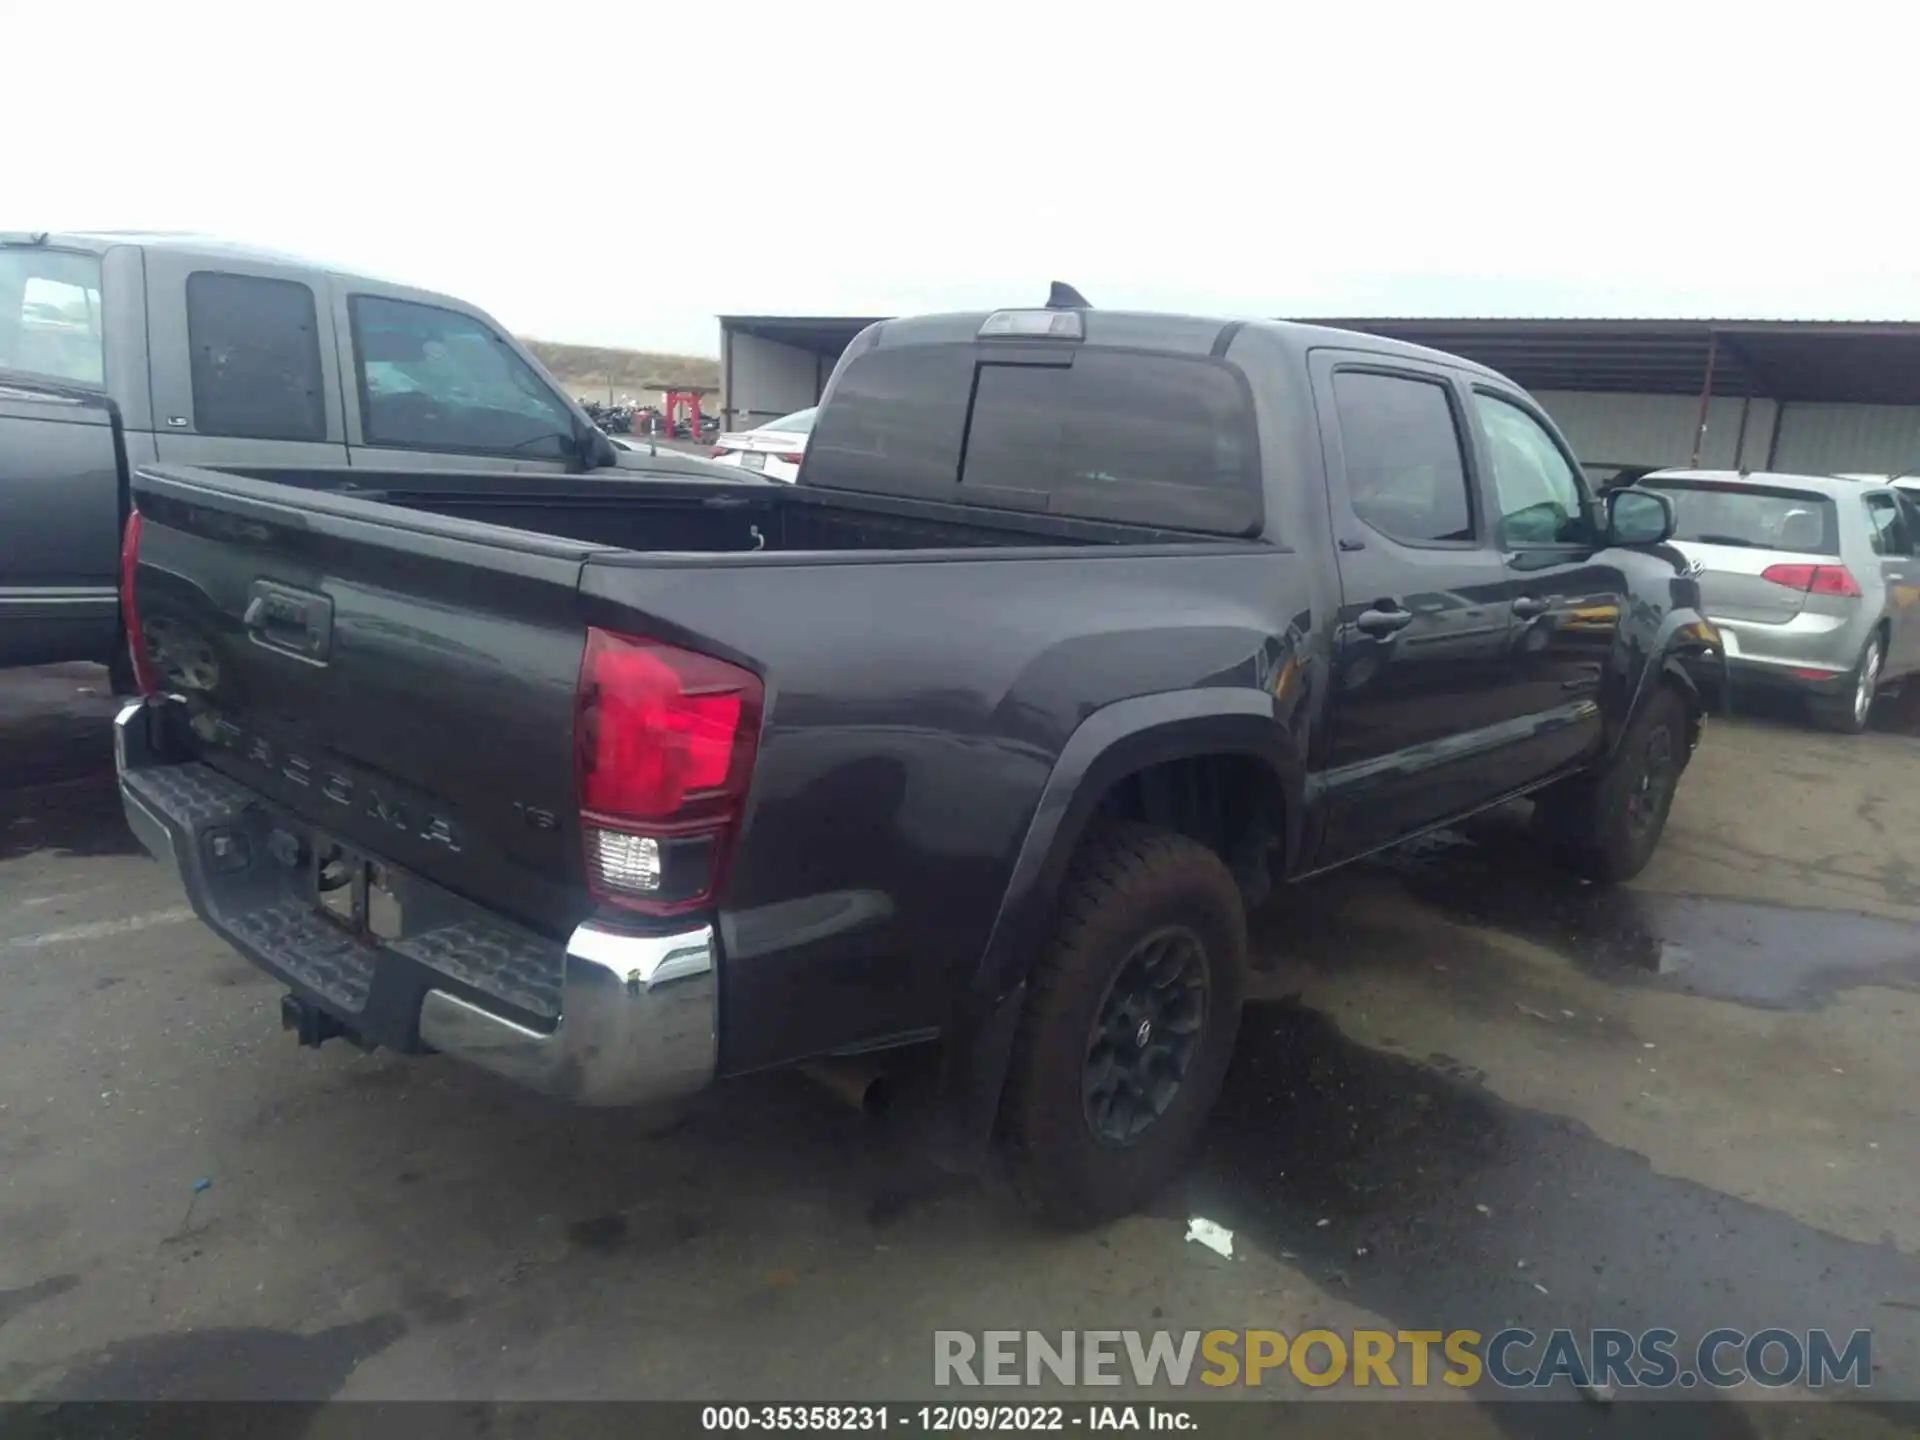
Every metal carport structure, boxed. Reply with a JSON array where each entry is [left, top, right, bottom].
[[719, 314, 1920, 476]]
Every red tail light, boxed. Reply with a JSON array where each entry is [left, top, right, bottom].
[[575, 628, 762, 915], [1760, 563, 1862, 598], [710, 446, 731, 458], [775, 452, 804, 465], [119, 510, 158, 695]]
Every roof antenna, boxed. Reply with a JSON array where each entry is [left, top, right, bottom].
[[1047, 281, 1092, 310]]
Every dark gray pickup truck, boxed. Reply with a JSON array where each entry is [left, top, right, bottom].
[[115, 299, 1726, 1224], [0, 230, 736, 677]]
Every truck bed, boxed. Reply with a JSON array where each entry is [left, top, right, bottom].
[[190, 464, 1224, 556]]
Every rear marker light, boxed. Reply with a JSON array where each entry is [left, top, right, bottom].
[[119, 509, 159, 695], [575, 628, 763, 916], [1760, 563, 1862, 598]]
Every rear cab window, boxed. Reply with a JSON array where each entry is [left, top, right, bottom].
[[0, 248, 104, 387], [185, 271, 327, 441], [1639, 477, 1840, 556], [803, 341, 1261, 535]]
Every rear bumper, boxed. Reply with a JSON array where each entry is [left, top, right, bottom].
[[1725, 655, 1853, 697], [115, 699, 716, 1106], [1711, 611, 1866, 679]]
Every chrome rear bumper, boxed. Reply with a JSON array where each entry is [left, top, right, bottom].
[[115, 699, 716, 1106]]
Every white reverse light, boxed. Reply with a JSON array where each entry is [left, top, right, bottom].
[[586, 828, 661, 894]]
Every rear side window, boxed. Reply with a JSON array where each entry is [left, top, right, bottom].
[[805, 344, 1260, 534], [1332, 371, 1473, 544], [961, 353, 1259, 533], [1865, 492, 1914, 556], [1640, 479, 1839, 556], [185, 272, 326, 441], [803, 347, 973, 501]]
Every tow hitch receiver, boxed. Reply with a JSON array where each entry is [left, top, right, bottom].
[[280, 993, 368, 1050]]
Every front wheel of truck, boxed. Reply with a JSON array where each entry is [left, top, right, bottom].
[[1534, 683, 1691, 884], [1000, 822, 1246, 1228]]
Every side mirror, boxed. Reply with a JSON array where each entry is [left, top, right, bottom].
[[577, 423, 619, 470], [1607, 486, 1675, 547]]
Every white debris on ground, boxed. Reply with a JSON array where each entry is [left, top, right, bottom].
[[1184, 1217, 1234, 1258]]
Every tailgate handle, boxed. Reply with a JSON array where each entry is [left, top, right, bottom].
[[244, 581, 333, 662]]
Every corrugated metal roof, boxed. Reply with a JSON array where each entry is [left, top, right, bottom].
[[720, 314, 1920, 403]]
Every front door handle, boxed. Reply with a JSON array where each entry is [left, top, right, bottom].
[[1512, 595, 1550, 618], [1355, 606, 1414, 637]]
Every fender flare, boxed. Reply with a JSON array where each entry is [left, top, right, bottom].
[[926, 689, 1305, 1173], [1612, 607, 1728, 759]]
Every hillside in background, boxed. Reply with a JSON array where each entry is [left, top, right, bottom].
[[524, 338, 719, 402]]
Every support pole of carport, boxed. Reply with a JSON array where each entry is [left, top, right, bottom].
[[1689, 329, 1719, 467]]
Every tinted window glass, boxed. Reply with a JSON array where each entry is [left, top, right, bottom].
[[351, 295, 574, 458], [0, 250, 104, 386], [1865, 492, 1913, 556], [960, 353, 1259, 533], [186, 272, 326, 441], [1474, 392, 1593, 545], [763, 407, 816, 435], [803, 346, 974, 499], [1639, 479, 1840, 556], [1332, 372, 1473, 544]]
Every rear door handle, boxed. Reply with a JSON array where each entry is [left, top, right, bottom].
[[1512, 595, 1550, 618], [1355, 606, 1414, 637]]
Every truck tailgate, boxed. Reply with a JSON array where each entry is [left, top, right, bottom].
[[128, 465, 598, 938]]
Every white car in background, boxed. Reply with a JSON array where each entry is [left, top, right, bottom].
[[709, 407, 816, 482]]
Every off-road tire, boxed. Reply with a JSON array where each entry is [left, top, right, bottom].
[[1534, 683, 1691, 884], [999, 822, 1246, 1228]]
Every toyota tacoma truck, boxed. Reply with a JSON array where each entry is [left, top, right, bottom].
[[115, 298, 1725, 1225]]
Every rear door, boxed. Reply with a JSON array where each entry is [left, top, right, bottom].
[[0, 244, 120, 665], [332, 282, 582, 473], [0, 381, 122, 667], [1863, 489, 1919, 673], [1310, 353, 1519, 859], [141, 251, 349, 467]]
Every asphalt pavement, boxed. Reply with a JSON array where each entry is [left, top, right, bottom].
[[2, 664, 1917, 1434]]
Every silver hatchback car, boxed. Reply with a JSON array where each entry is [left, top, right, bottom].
[[1637, 470, 1920, 732]]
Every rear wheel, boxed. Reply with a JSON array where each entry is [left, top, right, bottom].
[[1535, 684, 1691, 884], [1810, 632, 1883, 734], [1000, 823, 1246, 1228]]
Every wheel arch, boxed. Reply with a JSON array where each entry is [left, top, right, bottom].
[[925, 690, 1304, 1173]]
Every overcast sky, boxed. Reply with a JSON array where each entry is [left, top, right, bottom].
[[12, 1, 1917, 356]]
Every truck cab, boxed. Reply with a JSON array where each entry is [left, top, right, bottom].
[[0, 230, 644, 674]]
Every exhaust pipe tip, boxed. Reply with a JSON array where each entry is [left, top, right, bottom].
[[800, 1058, 896, 1119]]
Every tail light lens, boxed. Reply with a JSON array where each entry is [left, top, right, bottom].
[[119, 510, 158, 695], [575, 628, 762, 915], [1760, 563, 1862, 598], [710, 446, 732, 458], [776, 452, 804, 465]]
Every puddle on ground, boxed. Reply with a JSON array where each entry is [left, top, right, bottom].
[[1193, 998, 1920, 1415], [1342, 806, 1920, 1011]]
